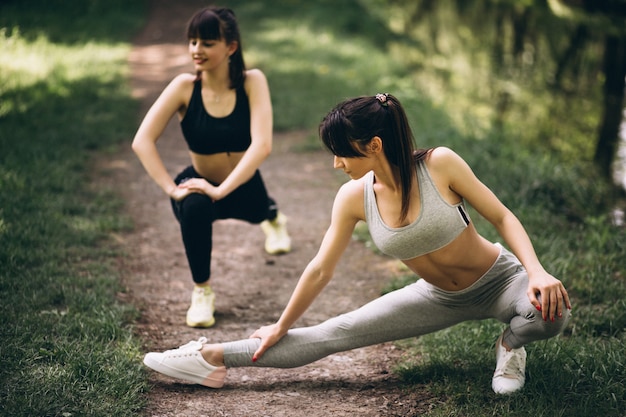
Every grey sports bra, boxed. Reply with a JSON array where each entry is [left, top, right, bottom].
[[363, 160, 470, 260]]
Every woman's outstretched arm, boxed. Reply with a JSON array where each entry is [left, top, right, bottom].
[[249, 179, 364, 360]]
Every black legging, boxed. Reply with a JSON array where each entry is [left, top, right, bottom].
[[171, 166, 278, 283]]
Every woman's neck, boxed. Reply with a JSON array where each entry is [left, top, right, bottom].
[[201, 69, 231, 90], [372, 159, 403, 195]]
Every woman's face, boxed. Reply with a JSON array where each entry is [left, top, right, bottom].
[[333, 154, 373, 180], [332, 136, 382, 180], [188, 37, 232, 71]]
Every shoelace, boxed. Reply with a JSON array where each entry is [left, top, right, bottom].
[[164, 337, 208, 355], [193, 288, 213, 305], [268, 219, 288, 238], [496, 350, 524, 378]]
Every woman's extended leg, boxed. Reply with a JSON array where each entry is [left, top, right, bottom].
[[144, 279, 471, 387], [222, 280, 472, 368]]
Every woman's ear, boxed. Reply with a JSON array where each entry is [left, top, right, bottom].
[[368, 136, 383, 154], [228, 41, 239, 56]]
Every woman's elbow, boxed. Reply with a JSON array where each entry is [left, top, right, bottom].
[[131, 139, 140, 154], [311, 263, 335, 287], [250, 142, 272, 160], [259, 139, 272, 157], [131, 136, 150, 155]]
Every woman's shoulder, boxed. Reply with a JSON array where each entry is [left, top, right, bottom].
[[424, 146, 475, 187], [429, 146, 456, 159], [425, 146, 464, 169], [163, 73, 197, 98], [334, 177, 367, 221], [242, 69, 271, 105], [244, 68, 267, 80], [243, 69, 269, 90], [166, 72, 195, 83], [153, 73, 196, 109], [337, 175, 369, 200]]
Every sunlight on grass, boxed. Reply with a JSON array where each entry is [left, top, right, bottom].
[[243, 18, 409, 130], [1, 29, 131, 119], [252, 22, 393, 75], [1, 31, 130, 80], [1, 30, 51, 81]]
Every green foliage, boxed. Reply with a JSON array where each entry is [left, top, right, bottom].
[[0, 0, 146, 44], [0, 1, 148, 416], [225, 0, 411, 130]]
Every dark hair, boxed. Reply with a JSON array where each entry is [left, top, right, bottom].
[[186, 6, 246, 89], [319, 94, 432, 222]]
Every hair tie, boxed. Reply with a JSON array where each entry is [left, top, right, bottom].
[[375, 93, 389, 107]]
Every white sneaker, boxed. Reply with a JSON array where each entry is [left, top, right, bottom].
[[143, 337, 226, 388], [260, 212, 291, 255], [492, 333, 527, 394], [186, 286, 215, 328]]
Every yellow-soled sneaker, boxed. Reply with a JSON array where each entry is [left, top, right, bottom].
[[143, 337, 226, 388], [492, 333, 527, 394], [260, 211, 291, 255], [186, 285, 215, 328]]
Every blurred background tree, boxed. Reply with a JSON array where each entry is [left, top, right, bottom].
[[363, 0, 626, 184]]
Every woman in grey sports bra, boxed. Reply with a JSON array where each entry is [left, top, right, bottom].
[[143, 94, 572, 395]]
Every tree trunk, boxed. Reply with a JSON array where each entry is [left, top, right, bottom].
[[553, 24, 588, 89], [594, 34, 626, 178], [493, 5, 506, 70], [512, 5, 531, 62]]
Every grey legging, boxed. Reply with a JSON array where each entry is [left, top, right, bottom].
[[222, 244, 571, 368]]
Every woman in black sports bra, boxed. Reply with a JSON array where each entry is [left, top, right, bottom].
[[132, 6, 291, 329]]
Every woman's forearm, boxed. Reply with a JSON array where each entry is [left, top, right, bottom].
[[215, 141, 271, 199], [275, 261, 332, 333], [132, 140, 177, 196]]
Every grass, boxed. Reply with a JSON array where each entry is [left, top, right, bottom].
[[1, 0, 625, 416], [0, 1, 148, 416]]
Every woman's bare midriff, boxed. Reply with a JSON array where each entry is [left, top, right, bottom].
[[402, 225, 501, 291], [189, 151, 245, 183]]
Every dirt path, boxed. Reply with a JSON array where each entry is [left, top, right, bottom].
[[104, 0, 437, 415]]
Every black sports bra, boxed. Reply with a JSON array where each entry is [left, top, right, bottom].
[[180, 79, 251, 155]]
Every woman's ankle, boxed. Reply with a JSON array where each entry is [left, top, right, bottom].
[[201, 343, 225, 367]]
